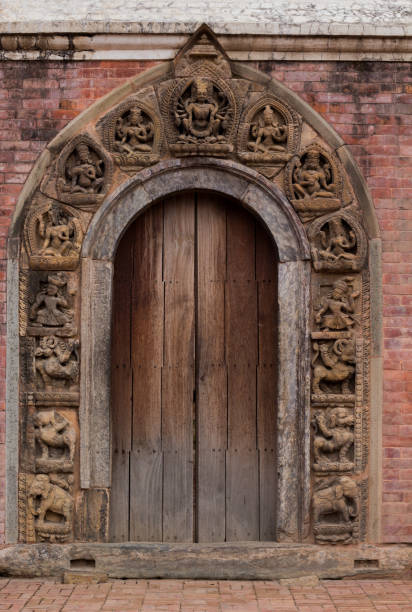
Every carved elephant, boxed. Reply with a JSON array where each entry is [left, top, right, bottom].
[[312, 338, 355, 395], [312, 475, 358, 523], [28, 474, 73, 526]]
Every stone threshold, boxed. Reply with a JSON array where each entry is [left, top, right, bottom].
[[1, 542, 412, 580], [1, 33, 412, 61]]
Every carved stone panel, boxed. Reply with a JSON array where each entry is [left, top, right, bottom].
[[161, 76, 237, 157], [27, 272, 77, 337], [308, 211, 367, 272], [34, 409, 76, 473], [238, 95, 301, 170], [100, 96, 161, 172], [285, 143, 343, 222], [24, 196, 83, 270], [56, 134, 113, 211], [312, 475, 360, 544]]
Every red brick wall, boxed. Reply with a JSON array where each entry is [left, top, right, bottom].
[[0, 59, 411, 543]]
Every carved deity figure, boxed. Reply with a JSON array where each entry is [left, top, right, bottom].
[[35, 206, 79, 259], [61, 142, 104, 195], [35, 336, 79, 389], [312, 337, 356, 395], [315, 217, 357, 265], [34, 410, 76, 465], [115, 107, 154, 155], [313, 407, 354, 466], [293, 149, 336, 200], [313, 475, 358, 524], [175, 77, 229, 143], [29, 273, 73, 329], [28, 474, 73, 538], [315, 278, 359, 331], [247, 105, 287, 154]]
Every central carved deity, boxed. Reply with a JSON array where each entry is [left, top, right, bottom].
[[175, 77, 230, 143]]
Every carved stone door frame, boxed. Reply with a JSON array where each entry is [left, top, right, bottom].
[[80, 158, 311, 542], [5, 26, 382, 552]]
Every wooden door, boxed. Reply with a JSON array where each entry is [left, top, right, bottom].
[[110, 191, 278, 542]]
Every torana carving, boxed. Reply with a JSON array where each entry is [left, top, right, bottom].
[[24, 197, 83, 270], [101, 97, 161, 171], [163, 76, 236, 157], [312, 406, 354, 472], [313, 476, 359, 543], [285, 144, 342, 222], [309, 211, 367, 272], [312, 336, 356, 397], [57, 134, 113, 211], [27, 473, 73, 542], [238, 96, 300, 169], [35, 336, 79, 390], [28, 272, 76, 336], [34, 410, 76, 473]]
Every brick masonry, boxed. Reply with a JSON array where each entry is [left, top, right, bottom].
[[0, 59, 411, 544]]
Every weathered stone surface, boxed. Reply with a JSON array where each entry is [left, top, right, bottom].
[[0, 543, 412, 580], [63, 571, 108, 584]]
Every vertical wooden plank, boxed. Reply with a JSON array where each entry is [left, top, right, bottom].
[[131, 204, 164, 451], [162, 194, 195, 542], [256, 222, 278, 541], [226, 204, 258, 449], [129, 450, 163, 541], [197, 192, 227, 542], [110, 227, 133, 542], [226, 449, 259, 541], [225, 203, 259, 540]]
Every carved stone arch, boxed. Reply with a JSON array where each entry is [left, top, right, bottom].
[[6, 25, 382, 554]]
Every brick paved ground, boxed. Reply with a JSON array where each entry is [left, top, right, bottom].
[[0, 578, 412, 611]]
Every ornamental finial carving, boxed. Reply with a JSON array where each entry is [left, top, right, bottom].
[[174, 24, 232, 79]]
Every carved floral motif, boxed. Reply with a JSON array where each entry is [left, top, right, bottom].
[[285, 144, 343, 222], [309, 212, 367, 272], [56, 134, 113, 211], [24, 198, 83, 270]]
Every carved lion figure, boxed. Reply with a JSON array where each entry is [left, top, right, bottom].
[[27, 474, 73, 527], [312, 338, 356, 395], [313, 475, 358, 523]]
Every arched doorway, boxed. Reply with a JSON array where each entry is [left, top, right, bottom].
[[110, 190, 278, 542]]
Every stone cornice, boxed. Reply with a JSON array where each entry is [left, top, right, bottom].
[[1, 32, 412, 61]]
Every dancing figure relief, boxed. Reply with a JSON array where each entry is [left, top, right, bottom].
[[29, 273, 74, 333], [315, 278, 359, 332]]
